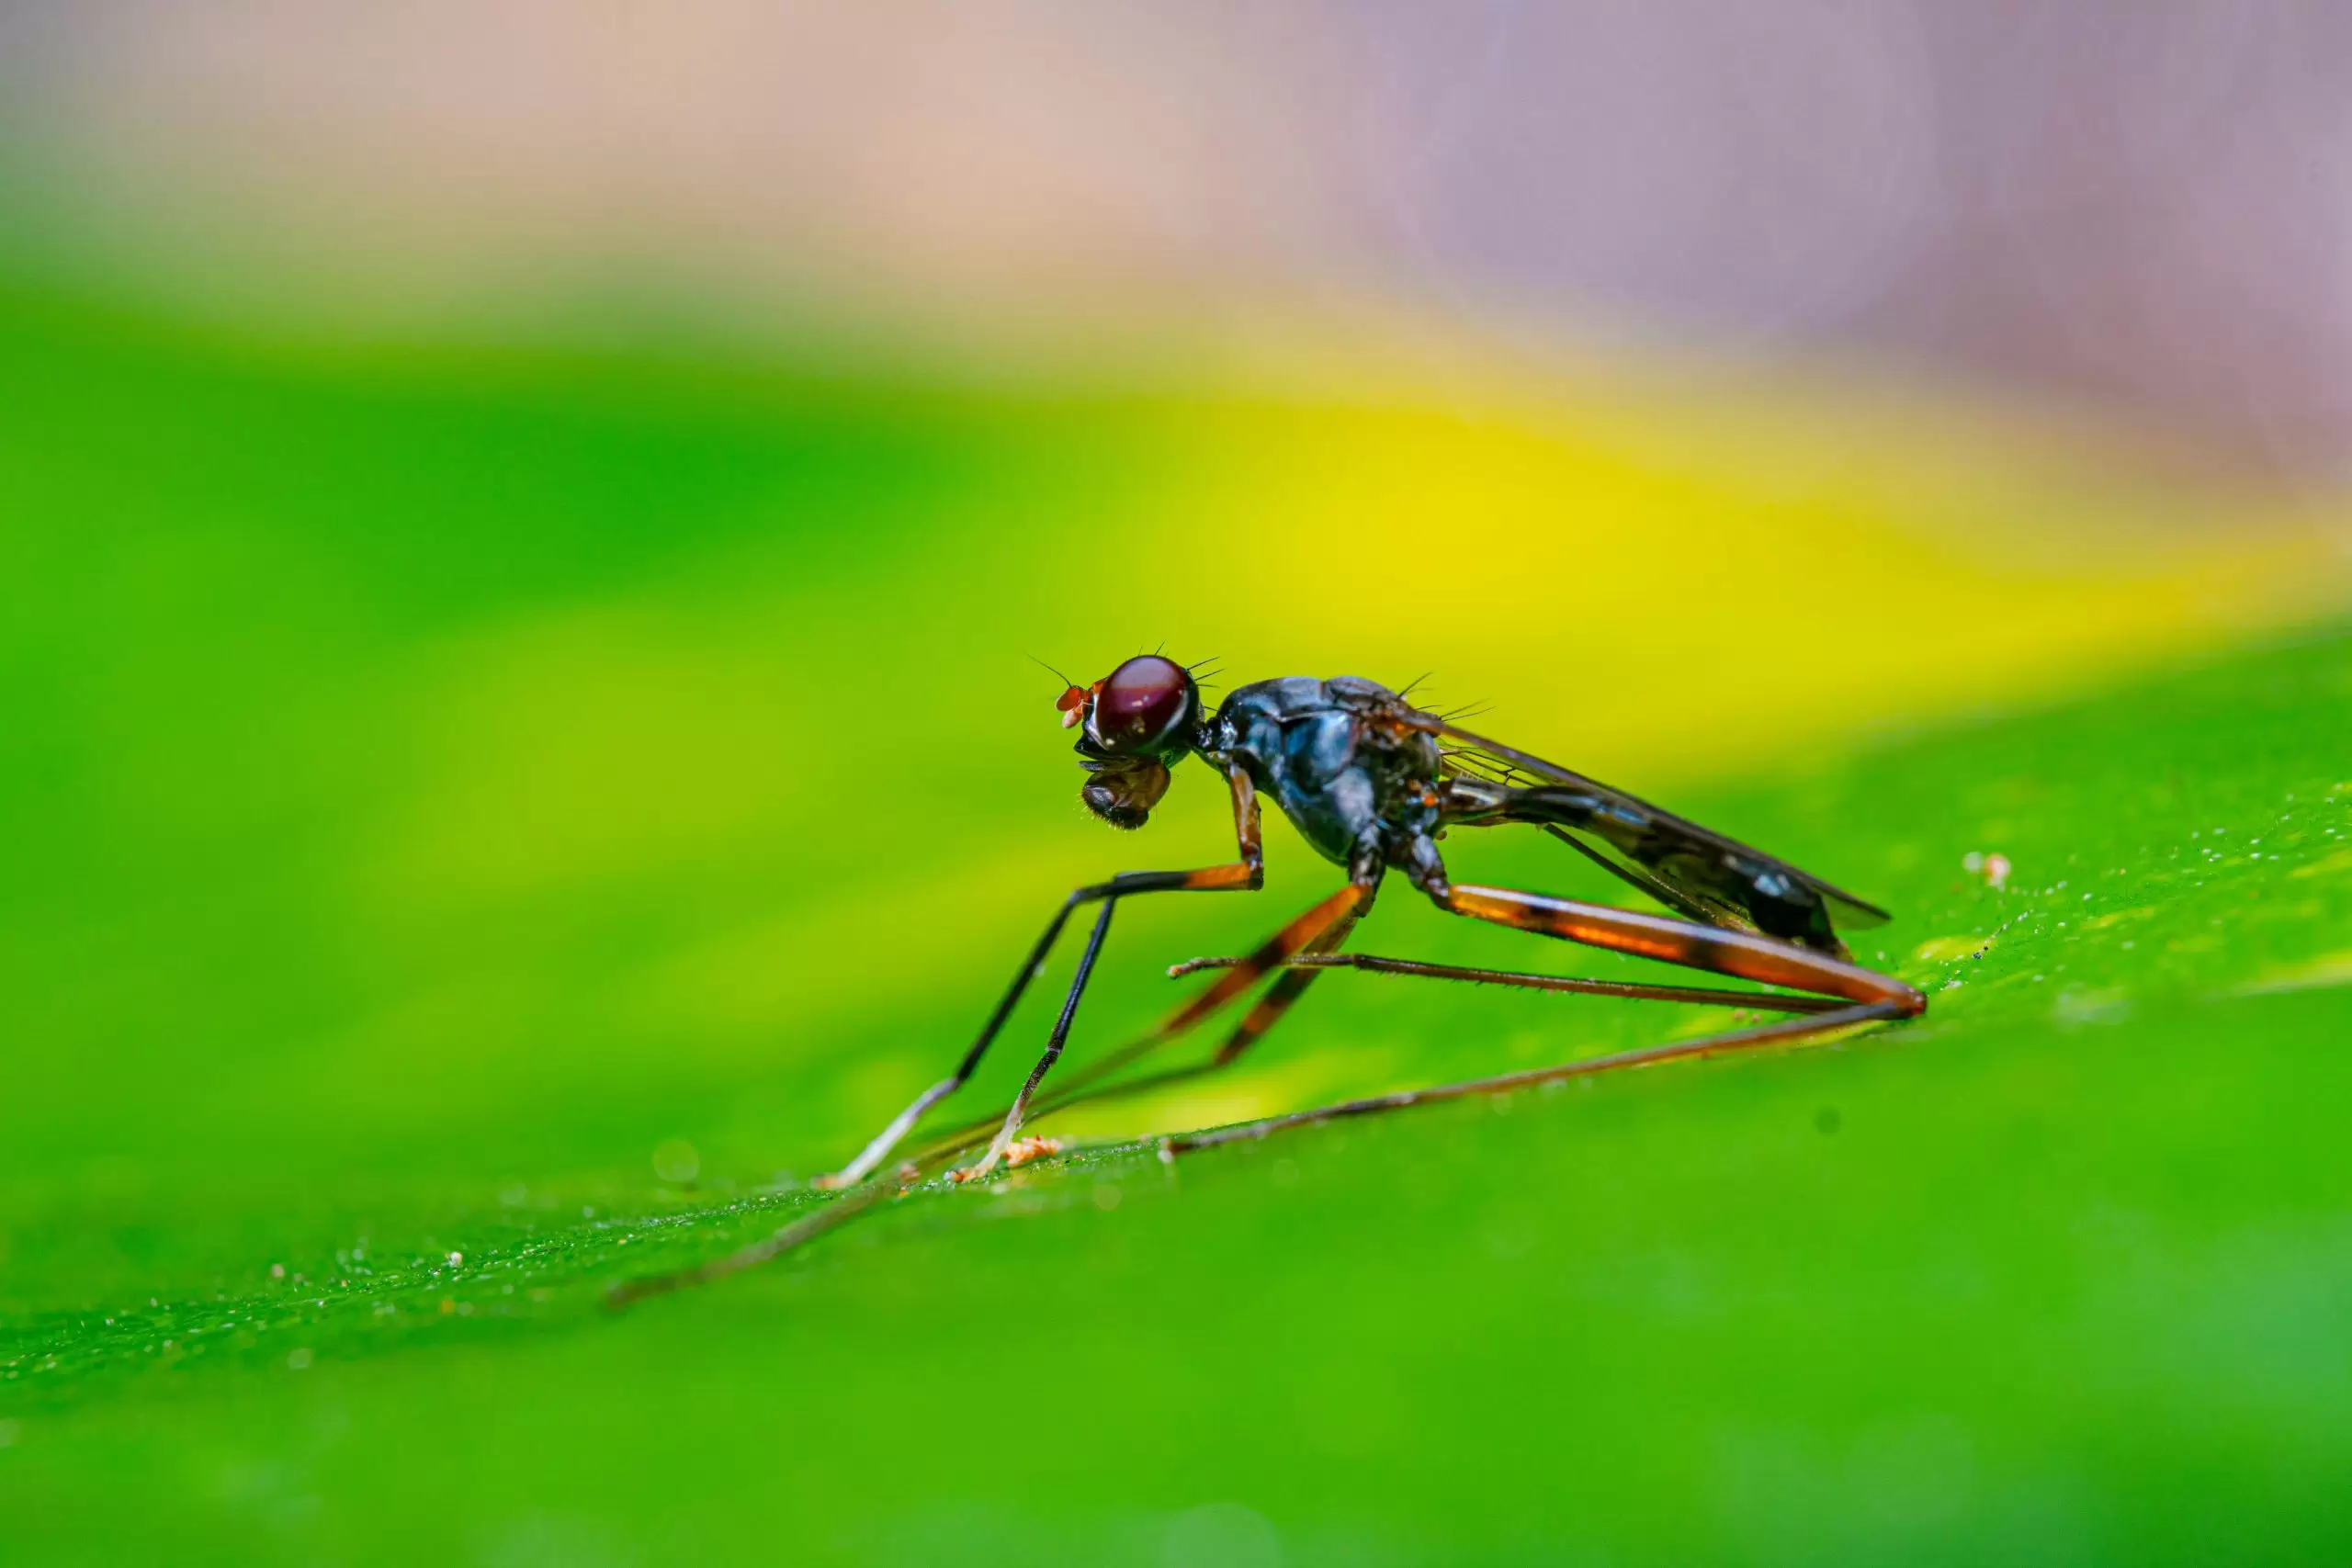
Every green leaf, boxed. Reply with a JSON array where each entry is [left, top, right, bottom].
[[2, 265, 2348, 1564]]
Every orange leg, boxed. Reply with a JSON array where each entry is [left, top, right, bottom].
[[955, 879, 1370, 1180], [1207, 904, 1364, 1066], [1443, 885, 1922, 1010], [815, 766, 1267, 1190], [1165, 952, 1849, 1014], [1159, 883, 1369, 1036], [1156, 882, 1921, 1156]]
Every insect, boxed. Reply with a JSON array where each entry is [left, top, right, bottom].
[[817, 654, 1925, 1189]]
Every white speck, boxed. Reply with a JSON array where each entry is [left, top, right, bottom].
[[287, 1348, 312, 1371], [270, 1263, 285, 1280], [447, 1251, 463, 1268], [1962, 851, 1984, 873]]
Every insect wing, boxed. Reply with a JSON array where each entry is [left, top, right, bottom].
[[1423, 716, 1892, 931]]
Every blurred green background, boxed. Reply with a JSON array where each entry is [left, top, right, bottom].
[[6, 8, 2352, 1563]]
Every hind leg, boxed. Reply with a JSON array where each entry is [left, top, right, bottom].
[[1157, 880, 1920, 1155]]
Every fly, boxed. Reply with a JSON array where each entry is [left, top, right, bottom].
[[817, 654, 1926, 1189]]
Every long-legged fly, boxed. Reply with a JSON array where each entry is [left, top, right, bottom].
[[818, 654, 1925, 1189]]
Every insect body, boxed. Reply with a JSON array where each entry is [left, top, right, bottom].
[[818, 654, 1924, 1188], [1212, 676, 1447, 884]]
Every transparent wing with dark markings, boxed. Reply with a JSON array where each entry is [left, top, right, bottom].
[[1422, 716, 1892, 932]]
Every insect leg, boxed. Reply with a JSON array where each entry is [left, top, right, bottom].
[[813, 766, 1267, 1190], [1158, 881, 1370, 1036], [953, 896, 1120, 1181], [1166, 952, 1847, 1013], [1024, 886, 1369, 1109], [1151, 883, 1921, 1155], [1440, 884, 1923, 1010], [1159, 998, 1912, 1156], [1206, 906, 1363, 1066], [953, 878, 1369, 1180]]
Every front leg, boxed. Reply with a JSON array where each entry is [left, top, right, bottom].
[[954, 874, 1372, 1181], [817, 764, 1265, 1189]]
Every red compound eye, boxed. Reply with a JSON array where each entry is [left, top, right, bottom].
[[1091, 655, 1194, 753]]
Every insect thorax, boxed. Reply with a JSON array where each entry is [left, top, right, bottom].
[[1206, 677, 1444, 874]]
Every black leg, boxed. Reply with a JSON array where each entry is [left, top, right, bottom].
[[616, 886, 1916, 1306], [1006, 887, 1368, 1118], [950, 879, 1371, 1180], [815, 766, 1268, 1188], [624, 869, 1922, 1306], [952, 897, 1118, 1180]]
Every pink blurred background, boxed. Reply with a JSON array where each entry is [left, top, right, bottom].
[[6, 1, 2351, 479]]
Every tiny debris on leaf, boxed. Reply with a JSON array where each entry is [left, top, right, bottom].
[[1962, 850, 2012, 889]]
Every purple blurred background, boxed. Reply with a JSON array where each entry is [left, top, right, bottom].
[[7, 1, 2351, 478]]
